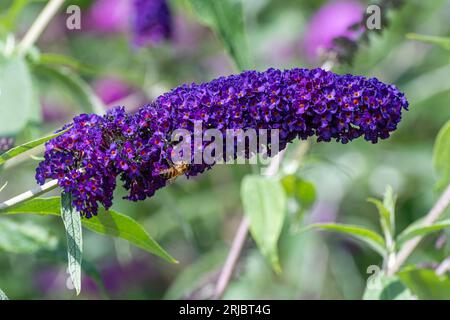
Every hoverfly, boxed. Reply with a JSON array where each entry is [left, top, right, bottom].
[[159, 160, 190, 184]]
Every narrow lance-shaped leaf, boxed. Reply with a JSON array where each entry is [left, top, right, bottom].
[[0, 197, 177, 263], [32, 64, 106, 115], [367, 186, 396, 245], [367, 197, 392, 237], [61, 193, 82, 295], [396, 219, 450, 246], [186, 0, 252, 71], [39, 53, 100, 76], [433, 120, 450, 191], [406, 33, 450, 51], [241, 175, 286, 273], [302, 223, 386, 257], [0, 127, 70, 166]]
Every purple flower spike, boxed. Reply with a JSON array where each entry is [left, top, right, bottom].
[[303, 0, 364, 62], [36, 68, 408, 217]]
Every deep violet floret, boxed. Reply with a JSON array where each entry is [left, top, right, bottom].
[[36, 68, 408, 217]]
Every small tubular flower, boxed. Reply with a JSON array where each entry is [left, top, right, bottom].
[[36, 68, 408, 217]]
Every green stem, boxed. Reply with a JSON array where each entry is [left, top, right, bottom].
[[387, 184, 450, 275], [17, 0, 65, 56], [0, 179, 58, 211]]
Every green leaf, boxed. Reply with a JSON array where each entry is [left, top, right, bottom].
[[61, 193, 82, 295], [399, 267, 450, 299], [382, 186, 397, 223], [0, 0, 29, 31], [32, 64, 105, 114], [433, 121, 450, 191], [302, 223, 386, 256], [0, 127, 69, 166], [0, 288, 8, 300], [241, 175, 286, 273], [0, 197, 177, 263], [0, 219, 58, 253], [0, 55, 36, 135], [397, 219, 450, 246], [363, 273, 414, 300], [39, 53, 100, 76], [281, 175, 316, 209], [406, 33, 450, 51], [367, 186, 396, 241], [186, 0, 252, 70]]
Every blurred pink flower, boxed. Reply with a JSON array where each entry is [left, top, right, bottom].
[[93, 78, 133, 105], [86, 0, 131, 33], [302, 0, 364, 62]]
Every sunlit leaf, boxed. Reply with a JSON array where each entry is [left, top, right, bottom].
[[302, 223, 386, 256], [61, 192, 82, 295], [0, 288, 8, 300], [241, 175, 286, 273], [0, 127, 69, 166], [0, 197, 177, 263], [433, 121, 450, 191]]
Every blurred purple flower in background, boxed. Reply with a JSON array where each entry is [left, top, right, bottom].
[[302, 0, 364, 62], [87, 0, 172, 47], [41, 99, 71, 123], [132, 0, 172, 47], [93, 78, 133, 106], [34, 259, 163, 298]]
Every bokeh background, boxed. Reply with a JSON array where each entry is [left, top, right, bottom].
[[0, 0, 450, 299]]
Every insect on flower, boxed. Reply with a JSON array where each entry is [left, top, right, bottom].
[[159, 160, 190, 184]]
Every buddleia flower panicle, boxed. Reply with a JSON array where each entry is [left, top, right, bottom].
[[36, 67, 408, 217]]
